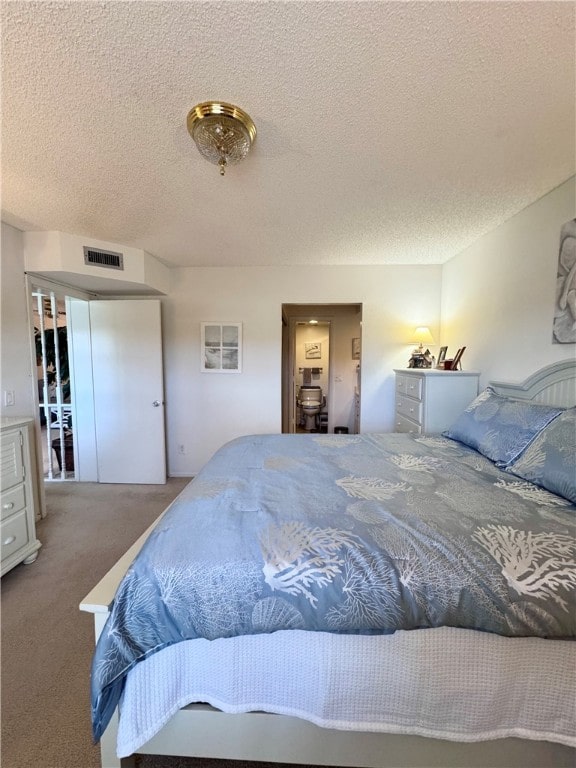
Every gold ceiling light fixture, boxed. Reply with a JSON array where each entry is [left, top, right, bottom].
[[187, 101, 256, 176]]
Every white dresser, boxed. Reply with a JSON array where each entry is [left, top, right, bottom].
[[394, 369, 480, 435], [1, 417, 42, 576]]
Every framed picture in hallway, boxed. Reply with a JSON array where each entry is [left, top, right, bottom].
[[305, 342, 321, 359], [201, 322, 242, 373]]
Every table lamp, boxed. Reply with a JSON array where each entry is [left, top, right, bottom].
[[411, 326, 435, 354]]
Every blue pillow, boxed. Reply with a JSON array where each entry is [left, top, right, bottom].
[[505, 408, 576, 504], [443, 387, 564, 466]]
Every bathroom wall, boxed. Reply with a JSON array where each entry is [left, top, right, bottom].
[[330, 311, 363, 432], [295, 323, 329, 393], [295, 323, 329, 430]]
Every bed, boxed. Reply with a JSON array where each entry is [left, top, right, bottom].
[[80, 359, 576, 768]]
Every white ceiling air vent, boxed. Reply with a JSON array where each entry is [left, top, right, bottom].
[[83, 246, 124, 271]]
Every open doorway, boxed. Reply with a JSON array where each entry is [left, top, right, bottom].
[[282, 304, 362, 434], [31, 285, 76, 480], [28, 280, 167, 486]]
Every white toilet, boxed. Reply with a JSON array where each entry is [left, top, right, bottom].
[[297, 385, 324, 431]]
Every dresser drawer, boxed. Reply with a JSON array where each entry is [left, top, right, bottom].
[[396, 396, 423, 424], [403, 376, 423, 401], [1, 429, 24, 491], [1, 509, 30, 562], [396, 375, 408, 396], [0, 484, 26, 522], [395, 413, 422, 434]]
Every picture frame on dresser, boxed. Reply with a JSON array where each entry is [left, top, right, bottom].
[[452, 346, 466, 370], [437, 346, 448, 367]]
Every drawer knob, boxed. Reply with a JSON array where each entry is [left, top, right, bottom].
[[3, 535, 16, 546], [2, 502, 14, 510]]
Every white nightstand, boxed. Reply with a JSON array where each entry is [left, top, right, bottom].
[[394, 369, 480, 435]]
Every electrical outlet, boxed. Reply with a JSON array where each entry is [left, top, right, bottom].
[[3, 390, 15, 407], [178, 444, 186, 455]]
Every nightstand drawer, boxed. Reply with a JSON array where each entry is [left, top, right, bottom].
[[395, 413, 422, 434], [396, 396, 423, 424], [1, 509, 29, 562], [0, 484, 26, 522]]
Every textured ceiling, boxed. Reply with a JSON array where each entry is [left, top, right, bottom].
[[1, 1, 574, 268]]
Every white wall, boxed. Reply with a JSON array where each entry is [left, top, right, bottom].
[[441, 177, 575, 386], [0, 222, 35, 418], [295, 323, 329, 428], [295, 323, 330, 396], [163, 265, 442, 473], [329, 312, 363, 433], [1, 223, 46, 516]]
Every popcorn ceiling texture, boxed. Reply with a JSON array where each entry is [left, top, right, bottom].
[[1, 1, 574, 268]]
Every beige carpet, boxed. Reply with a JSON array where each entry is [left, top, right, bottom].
[[0, 479, 336, 768]]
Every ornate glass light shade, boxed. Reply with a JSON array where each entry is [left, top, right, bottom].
[[187, 102, 256, 176]]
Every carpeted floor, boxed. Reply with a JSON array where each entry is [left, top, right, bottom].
[[1, 479, 187, 768], [1, 479, 340, 768], [137, 759, 311, 768]]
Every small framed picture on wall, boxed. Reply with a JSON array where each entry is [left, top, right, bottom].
[[201, 322, 242, 373], [305, 342, 321, 359]]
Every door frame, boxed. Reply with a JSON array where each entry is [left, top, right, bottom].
[[26, 275, 96, 514], [26, 277, 167, 487], [286, 316, 333, 434], [282, 303, 362, 435], [89, 298, 166, 484]]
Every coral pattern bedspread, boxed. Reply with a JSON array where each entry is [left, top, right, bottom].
[[91, 433, 576, 741]]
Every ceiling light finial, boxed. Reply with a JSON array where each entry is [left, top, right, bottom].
[[187, 101, 256, 176]]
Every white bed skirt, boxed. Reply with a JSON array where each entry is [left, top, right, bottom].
[[117, 627, 575, 758]]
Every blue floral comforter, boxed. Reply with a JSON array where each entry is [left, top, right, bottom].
[[91, 433, 576, 741]]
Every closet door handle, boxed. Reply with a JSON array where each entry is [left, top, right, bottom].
[[152, 400, 163, 407]]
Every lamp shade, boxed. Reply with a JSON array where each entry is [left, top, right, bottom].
[[411, 326, 435, 346]]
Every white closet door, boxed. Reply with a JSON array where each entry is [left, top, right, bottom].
[[90, 299, 166, 484]]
